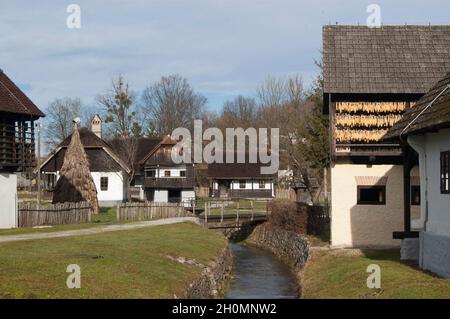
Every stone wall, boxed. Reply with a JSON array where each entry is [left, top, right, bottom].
[[246, 223, 310, 297], [182, 246, 233, 299], [247, 223, 310, 273]]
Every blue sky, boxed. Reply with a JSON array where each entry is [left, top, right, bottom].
[[1, 0, 450, 114]]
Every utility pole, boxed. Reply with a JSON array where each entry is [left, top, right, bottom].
[[36, 123, 42, 206]]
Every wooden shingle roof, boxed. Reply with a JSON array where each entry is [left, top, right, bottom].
[[0, 70, 44, 118], [323, 25, 450, 94], [384, 72, 450, 140]]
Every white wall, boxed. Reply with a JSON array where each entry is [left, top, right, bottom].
[[53, 171, 125, 205], [91, 172, 125, 203], [181, 190, 195, 203], [154, 190, 168, 202], [410, 129, 450, 236], [230, 180, 273, 190], [147, 166, 187, 178], [331, 163, 419, 248], [0, 173, 17, 229]]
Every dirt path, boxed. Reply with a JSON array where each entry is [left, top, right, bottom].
[[0, 217, 200, 243]]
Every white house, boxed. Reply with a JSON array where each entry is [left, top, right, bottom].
[[208, 162, 275, 199], [39, 119, 131, 207], [385, 72, 450, 278], [138, 136, 196, 204]]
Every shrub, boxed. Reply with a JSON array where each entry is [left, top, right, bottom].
[[267, 199, 307, 233]]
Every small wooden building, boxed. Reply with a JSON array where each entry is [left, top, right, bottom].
[[0, 70, 44, 228]]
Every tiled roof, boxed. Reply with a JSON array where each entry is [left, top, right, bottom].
[[384, 72, 450, 139], [207, 152, 277, 179], [59, 127, 111, 148], [207, 162, 276, 179], [109, 136, 162, 171], [323, 25, 450, 94], [0, 70, 44, 117], [40, 128, 132, 173]]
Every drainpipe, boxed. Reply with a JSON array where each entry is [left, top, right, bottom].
[[407, 135, 428, 268]]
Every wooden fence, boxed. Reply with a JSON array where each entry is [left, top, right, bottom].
[[18, 202, 92, 228], [116, 202, 191, 222], [275, 188, 292, 200]]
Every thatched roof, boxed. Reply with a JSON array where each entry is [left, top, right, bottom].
[[52, 127, 99, 214]]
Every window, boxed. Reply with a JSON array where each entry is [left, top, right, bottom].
[[259, 180, 265, 189], [164, 170, 171, 177], [441, 151, 450, 194], [145, 169, 155, 178], [357, 186, 386, 205], [239, 180, 246, 189], [180, 170, 186, 177], [411, 186, 421, 206], [100, 177, 108, 191]]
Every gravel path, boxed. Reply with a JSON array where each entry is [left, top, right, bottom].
[[0, 217, 200, 243]]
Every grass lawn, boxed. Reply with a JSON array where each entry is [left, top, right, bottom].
[[302, 249, 450, 299], [0, 222, 227, 298], [0, 207, 118, 236]]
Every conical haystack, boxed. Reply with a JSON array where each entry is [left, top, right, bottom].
[[52, 127, 99, 214]]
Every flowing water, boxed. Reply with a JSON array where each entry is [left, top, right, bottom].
[[225, 242, 298, 299]]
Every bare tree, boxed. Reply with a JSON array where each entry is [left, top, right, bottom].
[[216, 95, 259, 129], [142, 74, 207, 135], [97, 75, 142, 137], [257, 74, 305, 109], [44, 97, 82, 149], [257, 75, 288, 108]]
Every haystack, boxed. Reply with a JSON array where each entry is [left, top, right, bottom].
[[52, 127, 99, 214]]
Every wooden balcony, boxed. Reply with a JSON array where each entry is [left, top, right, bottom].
[[0, 119, 36, 171], [143, 177, 195, 189], [334, 143, 402, 157]]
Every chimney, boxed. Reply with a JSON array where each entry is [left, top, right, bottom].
[[91, 114, 102, 139]]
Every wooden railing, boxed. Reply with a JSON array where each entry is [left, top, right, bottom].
[[335, 143, 402, 157], [18, 202, 92, 228], [143, 177, 195, 189]]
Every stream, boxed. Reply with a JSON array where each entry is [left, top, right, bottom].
[[225, 242, 298, 299]]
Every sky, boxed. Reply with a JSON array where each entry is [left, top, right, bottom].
[[1, 0, 450, 114]]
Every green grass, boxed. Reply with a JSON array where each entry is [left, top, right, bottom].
[[302, 249, 450, 299], [0, 223, 227, 298], [0, 207, 117, 236]]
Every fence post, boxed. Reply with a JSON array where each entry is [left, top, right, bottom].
[[116, 203, 120, 221], [204, 202, 208, 225], [251, 200, 254, 221], [220, 201, 224, 223]]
